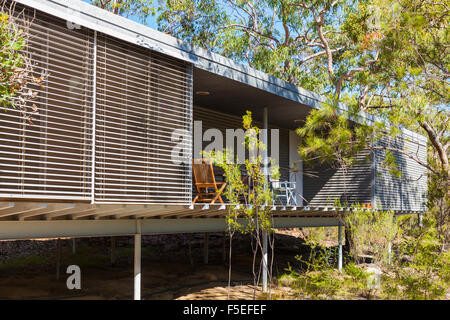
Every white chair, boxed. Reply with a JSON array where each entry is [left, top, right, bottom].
[[271, 180, 297, 206]]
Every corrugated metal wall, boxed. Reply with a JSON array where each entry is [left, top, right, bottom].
[[374, 135, 427, 211], [303, 149, 373, 206], [303, 134, 427, 210], [0, 5, 193, 204]]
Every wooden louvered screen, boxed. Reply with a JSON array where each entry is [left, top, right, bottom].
[[95, 34, 192, 203], [0, 9, 94, 200], [0, 5, 193, 204]]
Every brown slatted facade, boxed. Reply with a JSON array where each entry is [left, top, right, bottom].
[[94, 34, 192, 203], [0, 5, 193, 204], [0, 8, 94, 200]]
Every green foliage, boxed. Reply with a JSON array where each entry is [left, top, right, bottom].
[[302, 227, 337, 250], [157, 0, 372, 90], [382, 150, 402, 178], [296, 246, 338, 272], [297, 97, 372, 204], [0, 2, 45, 122], [344, 262, 366, 280], [157, 0, 227, 46], [279, 213, 448, 300], [384, 214, 450, 300], [90, 0, 156, 23], [156, 0, 448, 207], [344, 207, 398, 266], [0, 11, 26, 108], [298, 269, 341, 299], [284, 264, 342, 299], [362, 0, 449, 188], [0, 255, 49, 272], [203, 111, 278, 235], [202, 111, 280, 297]]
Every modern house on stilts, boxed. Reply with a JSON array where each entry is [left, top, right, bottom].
[[0, 0, 427, 299]]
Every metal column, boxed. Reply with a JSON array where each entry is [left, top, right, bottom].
[[111, 236, 116, 266], [72, 238, 76, 255], [134, 222, 142, 300], [204, 232, 209, 264], [56, 238, 62, 280], [338, 223, 343, 272], [262, 229, 268, 292], [263, 107, 269, 176], [262, 107, 269, 292], [388, 215, 397, 265]]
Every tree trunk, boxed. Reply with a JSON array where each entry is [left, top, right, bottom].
[[344, 226, 353, 254]]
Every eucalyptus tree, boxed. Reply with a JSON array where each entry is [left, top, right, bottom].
[[90, 0, 156, 22], [91, 0, 449, 241], [157, 0, 448, 186], [157, 0, 376, 95], [156, 0, 449, 246]]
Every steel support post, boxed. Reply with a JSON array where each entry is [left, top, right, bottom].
[[111, 236, 116, 266], [262, 107, 269, 292], [56, 238, 62, 280], [134, 221, 142, 300], [72, 238, 76, 255], [262, 229, 268, 292], [338, 223, 343, 272], [204, 232, 209, 264]]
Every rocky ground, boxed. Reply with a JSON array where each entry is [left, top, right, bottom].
[[0, 229, 312, 300]]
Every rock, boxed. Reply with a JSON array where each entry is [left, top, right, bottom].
[[203, 273, 218, 281], [401, 254, 413, 264], [278, 274, 297, 287], [364, 264, 382, 290], [156, 292, 174, 300]]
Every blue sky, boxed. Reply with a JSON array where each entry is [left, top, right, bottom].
[[82, 0, 159, 29]]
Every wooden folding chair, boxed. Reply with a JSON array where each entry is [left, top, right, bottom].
[[192, 158, 227, 204]]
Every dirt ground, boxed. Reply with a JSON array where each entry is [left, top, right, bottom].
[[0, 230, 312, 300]]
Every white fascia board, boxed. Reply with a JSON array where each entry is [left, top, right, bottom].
[[0, 217, 340, 240], [15, 0, 427, 144]]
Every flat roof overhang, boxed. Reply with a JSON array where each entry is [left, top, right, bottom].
[[193, 68, 313, 129]]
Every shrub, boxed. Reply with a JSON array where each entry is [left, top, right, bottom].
[[0, 1, 46, 122]]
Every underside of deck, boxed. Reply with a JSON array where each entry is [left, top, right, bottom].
[[0, 201, 420, 240], [0, 201, 418, 221]]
